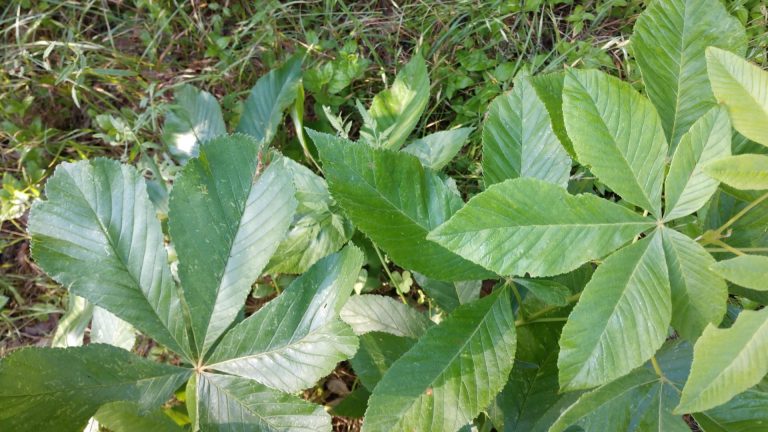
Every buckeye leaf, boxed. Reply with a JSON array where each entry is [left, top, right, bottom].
[[29, 158, 191, 360], [563, 69, 667, 216], [236, 54, 303, 146], [169, 135, 297, 357], [704, 154, 768, 190], [662, 229, 728, 340], [711, 255, 768, 291], [341, 295, 432, 338], [94, 401, 185, 432], [664, 106, 732, 221], [482, 76, 571, 187], [196, 373, 331, 432], [706, 47, 768, 147], [412, 274, 481, 313], [162, 84, 226, 160], [352, 332, 416, 391], [676, 308, 768, 413], [693, 378, 768, 431], [632, 0, 746, 148], [311, 130, 492, 281], [204, 246, 362, 393], [428, 178, 654, 277], [364, 55, 430, 150], [51, 295, 93, 348], [266, 157, 354, 274], [558, 232, 671, 390], [362, 288, 516, 432], [402, 127, 473, 171], [0, 345, 190, 432]]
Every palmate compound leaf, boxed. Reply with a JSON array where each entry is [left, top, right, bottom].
[[428, 177, 654, 278], [704, 154, 768, 190], [563, 69, 667, 217], [676, 308, 768, 413], [0, 344, 191, 432], [558, 232, 671, 391], [162, 84, 226, 160], [482, 76, 571, 187], [265, 157, 354, 274], [711, 255, 768, 291], [706, 47, 768, 147], [168, 135, 298, 358], [311, 130, 493, 281], [362, 55, 430, 151], [28, 158, 191, 360], [340, 294, 433, 339], [663, 106, 732, 221], [204, 245, 363, 393], [362, 288, 516, 432], [661, 229, 728, 341], [236, 54, 303, 147], [632, 0, 746, 149], [197, 373, 331, 432]]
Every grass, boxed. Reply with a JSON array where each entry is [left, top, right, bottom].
[[1, 0, 766, 428]]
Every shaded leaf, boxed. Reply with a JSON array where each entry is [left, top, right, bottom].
[[413, 274, 481, 313], [312, 130, 492, 281], [0, 345, 190, 432], [529, 72, 575, 157], [94, 401, 184, 432], [362, 288, 516, 432], [515, 278, 571, 307], [351, 332, 416, 391]]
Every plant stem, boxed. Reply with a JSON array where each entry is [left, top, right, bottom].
[[508, 280, 526, 320], [706, 247, 768, 253], [372, 244, 407, 304], [515, 317, 568, 327], [715, 191, 768, 236], [712, 240, 746, 256]]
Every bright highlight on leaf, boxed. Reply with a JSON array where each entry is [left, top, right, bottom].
[[429, 177, 654, 277]]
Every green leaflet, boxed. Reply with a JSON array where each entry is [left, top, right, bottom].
[[495, 323, 582, 432], [712, 255, 768, 291], [28, 158, 191, 359], [168, 135, 298, 357], [363, 55, 430, 150], [693, 379, 768, 432], [205, 246, 362, 393], [352, 332, 416, 391], [0, 345, 190, 432], [162, 84, 226, 160], [412, 274, 481, 313], [311, 130, 493, 281], [704, 154, 768, 190], [428, 178, 654, 277], [362, 288, 516, 432], [265, 157, 354, 274], [662, 229, 727, 341], [340, 295, 432, 338], [94, 402, 184, 432], [482, 76, 571, 187], [558, 232, 671, 390], [51, 295, 93, 347], [677, 308, 768, 413], [197, 373, 331, 432], [402, 127, 473, 171], [632, 0, 746, 149], [664, 106, 732, 221], [514, 278, 571, 307], [550, 341, 693, 432], [563, 69, 667, 216], [91, 306, 136, 350], [529, 72, 575, 157], [236, 54, 303, 146], [706, 47, 768, 147]]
